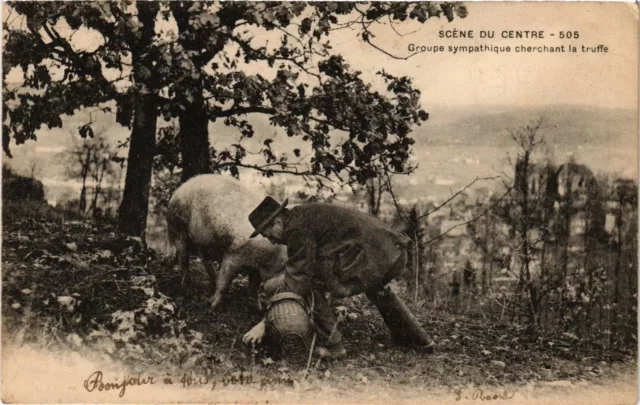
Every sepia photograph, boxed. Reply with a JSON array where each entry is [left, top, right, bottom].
[[1, 1, 638, 403]]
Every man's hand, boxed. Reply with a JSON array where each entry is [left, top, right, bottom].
[[243, 319, 266, 345]]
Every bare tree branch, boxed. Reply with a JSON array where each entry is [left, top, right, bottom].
[[424, 185, 514, 245], [360, 29, 421, 60], [386, 14, 425, 38], [215, 161, 334, 183], [210, 106, 276, 117], [420, 176, 499, 220]]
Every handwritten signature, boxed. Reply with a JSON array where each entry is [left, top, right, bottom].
[[454, 388, 516, 401]]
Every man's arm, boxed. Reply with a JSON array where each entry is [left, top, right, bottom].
[[282, 228, 317, 297]]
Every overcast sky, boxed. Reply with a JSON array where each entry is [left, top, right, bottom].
[[329, 2, 638, 110], [4, 2, 637, 110]]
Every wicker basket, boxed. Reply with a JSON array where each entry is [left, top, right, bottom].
[[265, 292, 314, 364]]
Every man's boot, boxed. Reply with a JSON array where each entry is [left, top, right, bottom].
[[366, 286, 435, 352]]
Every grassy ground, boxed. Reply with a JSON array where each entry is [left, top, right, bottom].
[[2, 212, 637, 403]]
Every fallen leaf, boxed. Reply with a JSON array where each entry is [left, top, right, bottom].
[[355, 372, 368, 383], [57, 296, 76, 310], [97, 250, 113, 259], [92, 337, 116, 354], [66, 333, 83, 347], [590, 366, 603, 375], [183, 354, 203, 369]]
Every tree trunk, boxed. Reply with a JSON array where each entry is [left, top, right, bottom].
[[91, 161, 107, 217], [539, 239, 548, 331], [79, 179, 87, 213], [527, 282, 540, 339], [481, 257, 487, 296], [79, 148, 91, 213], [179, 96, 211, 182], [413, 232, 419, 303], [117, 92, 157, 237], [116, 2, 159, 238], [366, 178, 382, 217], [559, 169, 573, 322], [610, 201, 623, 346], [170, 2, 212, 183]]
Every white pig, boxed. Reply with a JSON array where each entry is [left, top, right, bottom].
[[166, 174, 287, 309]]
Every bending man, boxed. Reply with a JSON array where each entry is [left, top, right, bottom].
[[242, 197, 435, 360]]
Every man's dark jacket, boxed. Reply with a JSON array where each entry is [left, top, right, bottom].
[[280, 203, 412, 298]]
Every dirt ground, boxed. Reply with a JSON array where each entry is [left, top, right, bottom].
[[2, 215, 637, 404], [1, 341, 637, 404]]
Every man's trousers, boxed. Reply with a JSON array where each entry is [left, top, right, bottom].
[[311, 248, 431, 350]]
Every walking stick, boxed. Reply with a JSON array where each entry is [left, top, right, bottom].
[[305, 291, 317, 372], [305, 332, 317, 371]]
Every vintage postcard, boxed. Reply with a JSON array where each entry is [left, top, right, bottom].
[[1, 1, 638, 404]]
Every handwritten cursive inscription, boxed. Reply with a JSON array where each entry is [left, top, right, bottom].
[[82, 370, 294, 397], [259, 376, 294, 390], [455, 388, 516, 401], [83, 370, 157, 398]]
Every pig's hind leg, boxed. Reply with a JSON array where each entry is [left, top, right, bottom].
[[172, 235, 191, 287], [201, 249, 222, 297], [167, 215, 192, 287]]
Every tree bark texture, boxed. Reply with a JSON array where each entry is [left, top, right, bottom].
[[179, 96, 211, 182], [117, 2, 159, 237], [117, 92, 157, 237]]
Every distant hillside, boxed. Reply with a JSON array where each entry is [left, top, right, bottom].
[[392, 104, 638, 200], [417, 104, 637, 147], [4, 104, 636, 205]]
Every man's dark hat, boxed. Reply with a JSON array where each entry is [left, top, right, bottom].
[[249, 196, 288, 238]]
